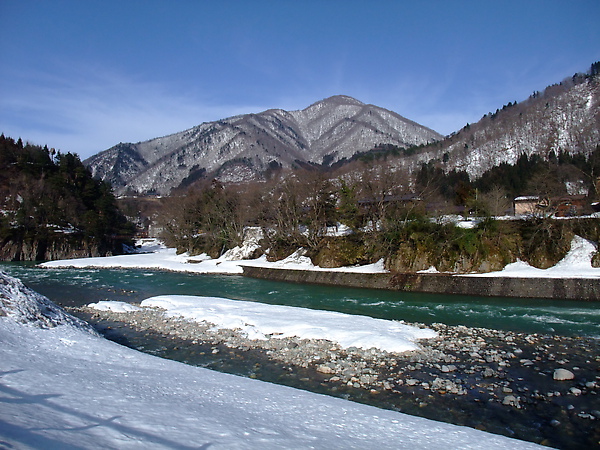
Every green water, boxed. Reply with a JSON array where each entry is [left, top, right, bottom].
[[2, 262, 598, 338]]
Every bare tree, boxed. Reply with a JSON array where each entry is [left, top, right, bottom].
[[478, 185, 511, 216]]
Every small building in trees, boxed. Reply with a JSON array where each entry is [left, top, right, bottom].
[[513, 195, 589, 217], [513, 196, 548, 215], [553, 194, 588, 217]]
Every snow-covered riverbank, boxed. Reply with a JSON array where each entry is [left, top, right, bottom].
[[0, 271, 545, 449], [40, 235, 600, 279]]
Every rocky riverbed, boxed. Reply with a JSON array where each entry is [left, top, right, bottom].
[[71, 304, 600, 449]]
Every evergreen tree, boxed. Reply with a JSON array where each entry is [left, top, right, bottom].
[[0, 135, 135, 260]]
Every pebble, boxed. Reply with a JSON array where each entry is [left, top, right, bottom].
[[553, 368, 575, 381], [483, 368, 495, 378], [502, 395, 521, 408], [441, 364, 456, 373]]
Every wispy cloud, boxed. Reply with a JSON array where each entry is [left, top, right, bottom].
[[0, 65, 262, 159]]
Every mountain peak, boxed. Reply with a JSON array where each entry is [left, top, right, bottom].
[[322, 95, 364, 105], [303, 95, 365, 110], [86, 96, 442, 195]]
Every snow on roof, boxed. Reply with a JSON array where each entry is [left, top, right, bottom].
[[513, 196, 539, 201]]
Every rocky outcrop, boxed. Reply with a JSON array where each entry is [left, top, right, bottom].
[[0, 237, 111, 262]]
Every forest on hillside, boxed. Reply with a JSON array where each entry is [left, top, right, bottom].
[[0, 134, 135, 260]]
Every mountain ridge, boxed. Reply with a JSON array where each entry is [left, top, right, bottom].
[[85, 95, 443, 195], [86, 66, 600, 198], [383, 70, 600, 180]]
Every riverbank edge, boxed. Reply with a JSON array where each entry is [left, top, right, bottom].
[[240, 266, 600, 301]]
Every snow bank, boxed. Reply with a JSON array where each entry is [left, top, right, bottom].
[[88, 300, 142, 312], [0, 271, 97, 333], [219, 227, 263, 261], [39, 238, 389, 275], [140, 295, 436, 353], [0, 274, 543, 449], [40, 239, 245, 274], [242, 250, 388, 273], [463, 236, 600, 278], [39, 235, 600, 279]]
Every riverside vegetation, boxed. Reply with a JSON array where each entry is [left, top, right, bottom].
[[153, 65, 600, 272], [2, 129, 600, 273], [156, 156, 600, 273]]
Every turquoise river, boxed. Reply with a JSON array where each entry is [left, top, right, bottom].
[[2, 262, 598, 338]]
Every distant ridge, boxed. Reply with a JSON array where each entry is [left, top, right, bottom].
[[385, 68, 600, 179], [85, 95, 443, 195]]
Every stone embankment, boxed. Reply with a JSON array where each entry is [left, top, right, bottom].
[[76, 304, 600, 449], [240, 266, 600, 301]]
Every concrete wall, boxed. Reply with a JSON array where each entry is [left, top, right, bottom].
[[240, 266, 600, 301]]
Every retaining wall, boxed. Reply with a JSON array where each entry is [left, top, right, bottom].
[[240, 266, 600, 301]]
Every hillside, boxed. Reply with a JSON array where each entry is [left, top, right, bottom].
[[0, 135, 135, 260], [86, 66, 600, 198], [85, 95, 442, 195], [386, 67, 600, 180]]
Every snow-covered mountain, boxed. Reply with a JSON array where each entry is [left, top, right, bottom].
[[389, 71, 600, 179], [85, 95, 442, 195], [86, 69, 600, 195]]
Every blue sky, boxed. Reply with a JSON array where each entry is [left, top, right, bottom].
[[1, 0, 599, 160]]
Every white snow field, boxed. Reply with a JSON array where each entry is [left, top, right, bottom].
[[38, 229, 388, 275], [0, 272, 545, 449]]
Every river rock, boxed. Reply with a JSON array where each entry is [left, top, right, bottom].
[[441, 364, 456, 373], [569, 387, 582, 396], [553, 368, 575, 381], [316, 364, 335, 374], [483, 368, 495, 378], [502, 395, 521, 408]]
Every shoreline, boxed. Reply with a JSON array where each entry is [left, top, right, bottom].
[[37, 261, 600, 301], [37, 234, 600, 301], [73, 303, 600, 449], [241, 265, 600, 301]]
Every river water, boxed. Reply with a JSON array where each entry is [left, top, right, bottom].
[[2, 262, 598, 338]]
